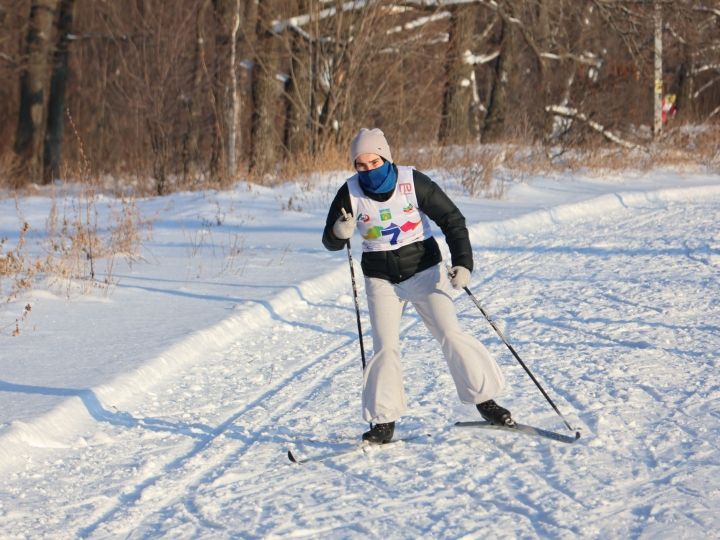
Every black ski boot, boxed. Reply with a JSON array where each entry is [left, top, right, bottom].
[[477, 400, 515, 426], [362, 422, 395, 444]]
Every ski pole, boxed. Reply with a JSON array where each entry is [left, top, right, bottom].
[[341, 208, 366, 370], [462, 285, 579, 436]]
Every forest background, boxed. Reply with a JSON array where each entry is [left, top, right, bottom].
[[1, 0, 719, 195]]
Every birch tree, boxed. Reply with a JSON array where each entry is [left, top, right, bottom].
[[653, 0, 663, 136], [213, 0, 242, 179]]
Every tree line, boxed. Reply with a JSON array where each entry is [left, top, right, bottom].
[[1, 0, 718, 192]]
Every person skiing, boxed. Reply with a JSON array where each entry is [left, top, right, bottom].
[[322, 127, 513, 444]]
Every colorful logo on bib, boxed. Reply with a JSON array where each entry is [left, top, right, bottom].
[[403, 203, 415, 214], [362, 220, 421, 245], [357, 213, 370, 223], [362, 226, 383, 240], [379, 208, 392, 221], [400, 221, 420, 232]]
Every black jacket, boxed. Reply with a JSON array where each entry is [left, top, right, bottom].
[[322, 167, 473, 283]]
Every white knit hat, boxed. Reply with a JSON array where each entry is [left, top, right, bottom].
[[350, 128, 393, 164]]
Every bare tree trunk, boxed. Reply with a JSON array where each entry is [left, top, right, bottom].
[[211, 0, 241, 179], [653, 0, 663, 137], [212, 0, 242, 179], [183, 0, 211, 183], [483, 13, 515, 142], [43, 0, 75, 183], [317, 36, 344, 148], [676, 41, 694, 120], [283, 16, 312, 157], [439, 5, 477, 145], [226, 0, 241, 174], [250, 0, 278, 177], [14, 0, 58, 184], [308, 4, 322, 157], [534, 0, 553, 139]]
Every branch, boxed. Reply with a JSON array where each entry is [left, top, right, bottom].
[[693, 75, 720, 99], [475, 1, 603, 71], [694, 63, 720, 75], [0, 52, 15, 67], [693, 5, 720, 18], [540, 51, 602, 67], [464, 49, 499, 65], [272, 1, 370, 33], [473, 0, 546, 64], [387, 10, 451, 34], [695, 43, 720, 58], [664, 23, 687, 45], [707, 104, 720, 120], [545, 105, 643, 150]]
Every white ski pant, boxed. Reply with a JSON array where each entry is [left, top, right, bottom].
[[362, 264, 506, 424]]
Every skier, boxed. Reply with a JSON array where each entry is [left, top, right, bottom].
[[322, 127, 513, 444], [662, 93, 677, 124]]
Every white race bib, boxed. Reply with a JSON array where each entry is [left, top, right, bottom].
[[347, 166, 433, 252]]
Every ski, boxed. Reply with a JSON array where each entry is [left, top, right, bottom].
[[287, 433, 427, 464], [454, 420, 581, 444], [288, 421, 578, 464]]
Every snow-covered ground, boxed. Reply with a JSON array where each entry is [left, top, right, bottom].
[[1, 166, 719, 538]]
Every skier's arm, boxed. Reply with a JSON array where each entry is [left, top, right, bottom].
[[414, 170, 473, 272], [322, 183, 353, 251]]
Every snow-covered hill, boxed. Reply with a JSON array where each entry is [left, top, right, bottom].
[[1, 169, 719, 538]]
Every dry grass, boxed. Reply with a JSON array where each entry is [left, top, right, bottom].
[[0, 221, 40, 298], [0, 303, 32, 337], [401, 124, 719, 197], [275, 144, 351, 183], [651, 126, 720, 170], [0, 221, 44, 336], [546, 124, 720, 173], [44, 190, 149, 292], [402, 143, 543, 198], [1, 186, 149, 313]]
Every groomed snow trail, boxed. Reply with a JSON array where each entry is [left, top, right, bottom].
[[2, 189, 719, 539]]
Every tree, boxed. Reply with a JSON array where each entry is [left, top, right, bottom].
[[439, 4, 478, 145], [482, 4, 516, 142], [43, 0, 75, 183], [14, 0, 59, 183], [2, 0, 718, 189], [182, 0, 211, 183], [282, 0, 314, 157], [212, 0, 243, 180], [250, 0, 279, 177], [653, 0, 663, 136]]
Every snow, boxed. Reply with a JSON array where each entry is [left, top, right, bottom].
[[1, 165, 719, 538]]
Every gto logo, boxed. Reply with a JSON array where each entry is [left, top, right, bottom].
[[399, 183, 412, 194]]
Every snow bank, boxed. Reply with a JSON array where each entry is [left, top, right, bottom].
[[468, 183, 720, 245], [0, 264, 351, 473]]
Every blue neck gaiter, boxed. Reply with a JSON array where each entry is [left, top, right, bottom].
[[357, 161, 397, 194]]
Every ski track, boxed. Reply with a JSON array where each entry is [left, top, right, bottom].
[[1, 192, 719, 538]]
